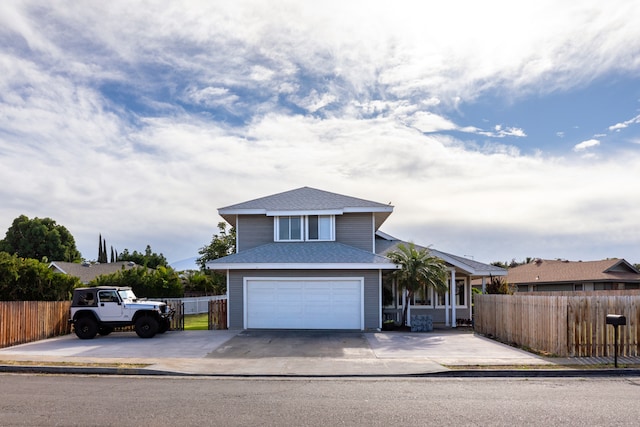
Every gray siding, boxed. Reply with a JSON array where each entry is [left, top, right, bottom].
[[336, 213, 373, 252], [228, 269, 381, 330], [237, 215, 273, 252]]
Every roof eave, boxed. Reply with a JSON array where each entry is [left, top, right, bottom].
[[207, 262, 400, 270]]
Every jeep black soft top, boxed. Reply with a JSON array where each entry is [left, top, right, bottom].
[[71, 286, 138, 307]]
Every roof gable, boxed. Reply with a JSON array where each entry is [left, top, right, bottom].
[[219, 187, 393, 229], [374, 232, 505, 277], [49, 261, 141, 284]]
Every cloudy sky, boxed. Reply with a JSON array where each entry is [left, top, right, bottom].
[[1, 1, 639, 267]]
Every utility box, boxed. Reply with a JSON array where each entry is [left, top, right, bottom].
[[606, 314, 626, 326]]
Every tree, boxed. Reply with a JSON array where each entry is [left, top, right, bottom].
[[0, 251, 80, 301], [196, 222, 236, 270], [181, 270, 224, 296], [195, 222, 236, 296], [486, 275, 515, 295], [0, 215, 81, 262], [387, 243, 448, 327], [90, 265, 182, 298], [98, 234, 106, 263], [117, 245, 168, 269]]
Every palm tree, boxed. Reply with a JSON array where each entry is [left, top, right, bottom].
[[387, 243, 448, 327]]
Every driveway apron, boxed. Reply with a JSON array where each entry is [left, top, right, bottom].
[[208, 330, 374, 358]]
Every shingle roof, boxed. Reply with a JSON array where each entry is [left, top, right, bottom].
[[207, 241, 398, 269], [506, 259, 640, 284], [220, 186, 392, 211], [374, 232, 505, 276], [49, 261, 141, 284], [218, 187, 394, 229]]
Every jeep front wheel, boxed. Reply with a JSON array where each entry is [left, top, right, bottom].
[[98, 326, 114, 336], [135, 316, 159, 338], [74, 317, 98, 339], [158, 319, 170, 334]]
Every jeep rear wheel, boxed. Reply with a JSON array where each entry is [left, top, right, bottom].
[[135, 316, 159, 338], [74, 317, 98, 339]]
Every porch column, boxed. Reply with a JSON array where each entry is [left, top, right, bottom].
[[450, 268, 457, 328], [481, 277, 486, 294], [406, 288, 411, 327], [444, 290, 449, 326]]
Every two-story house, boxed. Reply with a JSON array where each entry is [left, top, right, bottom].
[[207, 187, 505, 330]]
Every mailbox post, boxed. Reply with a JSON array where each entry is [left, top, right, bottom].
[[606, 314, 626, 368]]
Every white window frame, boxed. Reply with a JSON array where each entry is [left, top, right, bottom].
[[274, 215, 335, 242], [306, 215, 335, 241], [435, 278, 468, 309], [397, 285, 435, 308], [274, 216, 303, 241]]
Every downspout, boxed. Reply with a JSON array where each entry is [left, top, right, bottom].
[[226, 270, 230, 329], [378, 270, 382, 330]]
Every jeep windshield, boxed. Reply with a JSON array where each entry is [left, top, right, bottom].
[[118, 289, 137, 301]]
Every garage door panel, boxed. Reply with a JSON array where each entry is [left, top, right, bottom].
[[246, 279, 362, 330]]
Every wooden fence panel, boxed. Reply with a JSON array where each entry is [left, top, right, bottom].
[[208, 299, 227, 330], [476, 294, 640, 357], [0, 301, 71, 349]]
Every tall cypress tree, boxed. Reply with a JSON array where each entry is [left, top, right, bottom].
[[98, 234, 103, 262]]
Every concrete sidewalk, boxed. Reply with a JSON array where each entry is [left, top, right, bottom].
[[0, 329, 639, 377]]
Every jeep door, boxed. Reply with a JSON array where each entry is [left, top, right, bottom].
[[97, 290, 124, 321]]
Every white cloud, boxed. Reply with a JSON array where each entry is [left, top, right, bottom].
[[609, 114, 640, 131], [478, 125, 527, 138], [184, 86, 239, 108], [573, 139, 600, 151], [2, 0, 640, 265], [409, 112, 457, 133]]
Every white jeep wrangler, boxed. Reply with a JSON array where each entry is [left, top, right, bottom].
[[69, 286, 175, 339]]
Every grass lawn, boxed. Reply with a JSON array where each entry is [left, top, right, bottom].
[[184, 313, 208, 330]]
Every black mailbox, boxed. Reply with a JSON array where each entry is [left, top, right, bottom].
[[606, 314, 626, 326]]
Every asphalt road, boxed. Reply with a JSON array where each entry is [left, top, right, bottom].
[[2, 375, 640, 426]]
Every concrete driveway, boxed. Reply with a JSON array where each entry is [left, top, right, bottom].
[[0, 328, 551, 375]]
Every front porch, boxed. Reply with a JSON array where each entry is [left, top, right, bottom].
[[383, 268, 495, 329]]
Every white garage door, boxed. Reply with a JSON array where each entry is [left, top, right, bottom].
[[245, 278, 363, 330]]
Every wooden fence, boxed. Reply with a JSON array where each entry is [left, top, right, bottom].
[[475, 293, 640, 357], [0, 301, 71, 349], [208, 299, 227, 330]]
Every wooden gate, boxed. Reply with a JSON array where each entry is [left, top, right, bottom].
[[208, 299, 227, 330]]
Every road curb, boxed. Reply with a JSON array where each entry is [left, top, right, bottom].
[[2, 364, 640, 378]]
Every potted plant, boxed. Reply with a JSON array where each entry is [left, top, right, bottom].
[[382, 319, 395, 331]]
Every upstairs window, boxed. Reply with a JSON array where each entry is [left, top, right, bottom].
[[307, 215, 333, 240], [277, 216, 302, 241], [275, 215, 335, 241]]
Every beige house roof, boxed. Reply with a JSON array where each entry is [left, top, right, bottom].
[[506, 259, 640, 285], [49, 261, 140, 284]]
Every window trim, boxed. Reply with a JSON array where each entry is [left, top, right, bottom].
[[274, 215, 335, 242], [274, 216, 303, 242], [306, 215, 335, 241]]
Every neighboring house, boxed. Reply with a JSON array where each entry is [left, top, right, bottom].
[[507, 258, 640, 292], [206, 187, 505, 330], [49, 261, 140, 284]]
